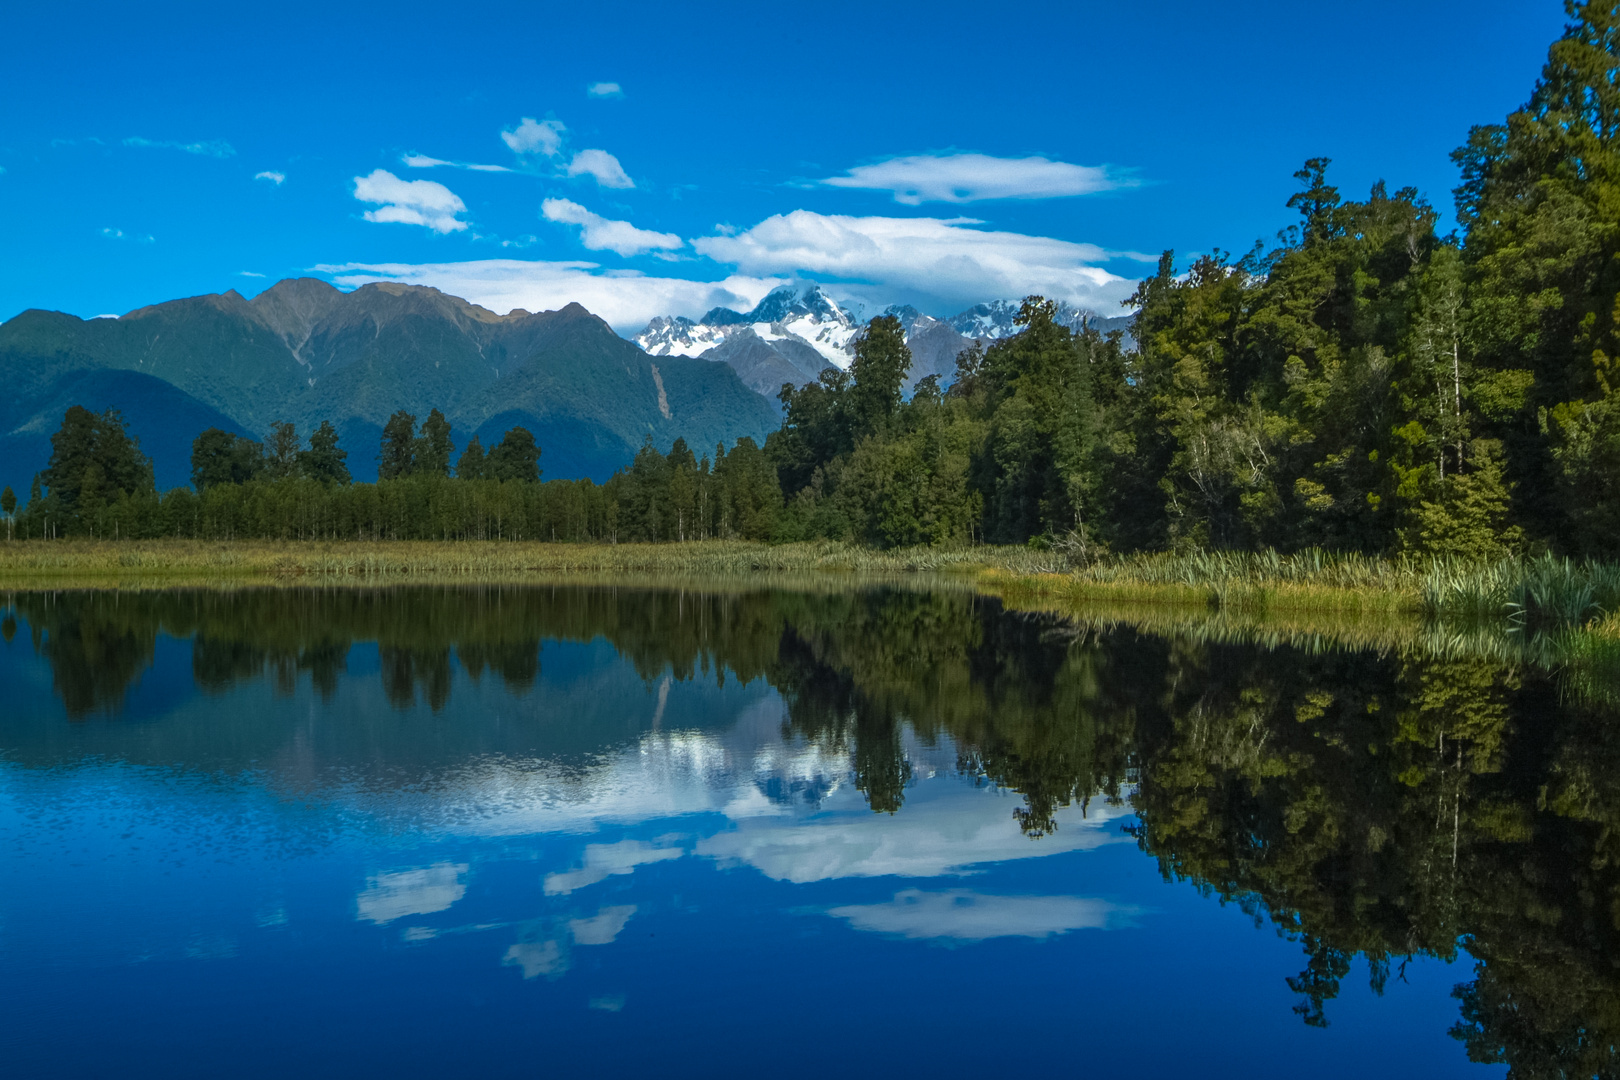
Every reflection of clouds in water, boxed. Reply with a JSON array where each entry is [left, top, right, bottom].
[[544, 840, 682, 895], [589, 994, 626, 1012], [185, 933, 238, 960], [503, 940, 564, 979], [345, 697, 859, 837], [501, 904, 637, 980], [356, 862, 468, 924], [828, 889, 1128, 941], [569, 905, 636, 945], [698, 785, 1127, 883]]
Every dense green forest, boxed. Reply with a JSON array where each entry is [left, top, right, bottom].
[[6, 5, 1620, 558]]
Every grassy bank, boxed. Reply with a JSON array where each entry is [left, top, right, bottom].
[[0, 538, 1040, 582], [1, 539, 1615, 646]]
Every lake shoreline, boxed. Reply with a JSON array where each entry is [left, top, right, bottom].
[[1, 538, 1614, 642]]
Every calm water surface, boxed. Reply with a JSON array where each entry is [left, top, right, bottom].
[[1, 585, 1610, 1078]]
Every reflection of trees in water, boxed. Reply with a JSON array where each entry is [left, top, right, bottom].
[[8, 584, 1620, 1072], [13, 593, 156, 716]]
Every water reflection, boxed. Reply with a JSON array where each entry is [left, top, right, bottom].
[[1, 583, 1615, 1077]]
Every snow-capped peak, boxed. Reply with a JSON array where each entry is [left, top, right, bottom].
[[635, 314, 730, 358], [947, 298, 1101, 340], [635, 284, 861, 368]]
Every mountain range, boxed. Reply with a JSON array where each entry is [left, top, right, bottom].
[[634, 286, 1135, 397], [0, 279, 1137, 494], [0, 279, 779, 488]]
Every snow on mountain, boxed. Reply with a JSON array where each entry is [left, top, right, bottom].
[[636, 315, 730, 358], [635, 284, 860, 371], [633, 288, 1135, 400]]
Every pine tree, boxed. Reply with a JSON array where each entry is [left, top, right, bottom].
[[456, 435, 487, 481], [263, 422, 300, 481], [378, 411, 417, 480], [417, 409, 454, 476], [297, 421, 351, 485], [847, 315, 910, 441]]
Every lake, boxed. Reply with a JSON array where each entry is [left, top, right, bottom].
[[0, 584, 1610, 1078]]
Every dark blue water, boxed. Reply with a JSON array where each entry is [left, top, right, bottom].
[[1, 586, 1592, 1078]]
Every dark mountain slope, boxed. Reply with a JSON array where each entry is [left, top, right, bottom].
[[0, 280, 779, 489], [0, 368, 250, 491]]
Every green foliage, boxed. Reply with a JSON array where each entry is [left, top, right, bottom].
[[416, 408, 454, 476], [1, 486, 15, 517], [456, 435, 487, 481], [41, 406, 155, 531], [378, 410, 417, 480], [487, 426, 541, 483], [298, 421, 350, 485], [263, 422, 300, 481], [846, 314, 909, 440], [191, 428, 263, 491]]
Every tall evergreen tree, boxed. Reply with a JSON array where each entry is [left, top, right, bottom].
[[846, 315, 910, 442], [263, 422, 300, 481], [297, 421, 351, 485], [456, 435, 487, 481], [416, 409, 454, 476], [378, 411, 417, 480]]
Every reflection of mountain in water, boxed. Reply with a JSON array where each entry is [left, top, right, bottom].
[[4, 582, 1620, 1075]]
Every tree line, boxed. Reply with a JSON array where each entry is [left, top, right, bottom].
[[6, 6, 1620, 557], [0, 402, 783, 542]]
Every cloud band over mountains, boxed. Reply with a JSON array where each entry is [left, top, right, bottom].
[[323, 208, 1143, 331]]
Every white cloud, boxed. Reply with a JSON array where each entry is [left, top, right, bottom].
[[822, 153, 1127, 205], [314, 258, 786, 333], [352, 169, 469, 234], [254, 170, 285, 185], [238, 271, 265, 278], [566, 148, 634, 189], [503, 940, 565, 979], [697, 785, 1124, 883], [588, 82, 625, 98], [501, 117, 566, 158], [101, 227, 154, 243], [569, 905, 637, 945], [827, 889, 1126, 941], [124, 136, 234, 158], [356, 862, 468, 924], [694, 210, 1141, 312], [544, 839, 683, 895], [403, 154, 510, 173], [541, 198, 682, 257]]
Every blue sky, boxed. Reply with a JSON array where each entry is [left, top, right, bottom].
[[0, 0, 1569, 333]]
